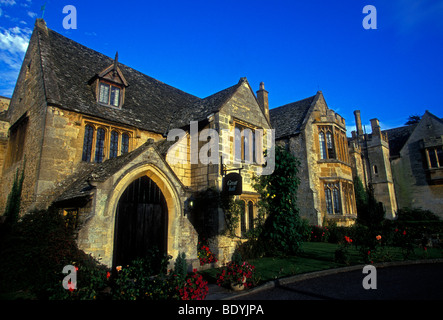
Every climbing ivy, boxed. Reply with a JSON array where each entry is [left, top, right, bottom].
[[252, 145, 303, 256], [4, 165, 25, 225]]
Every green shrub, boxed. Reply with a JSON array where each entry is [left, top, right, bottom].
[[396, 207, 440, 221], [0, 206, 110, 300], [173, 252, 188, 281], [112, 250, 174, 300], [309, 225, 329, 242], [326, 224, 349, 244], [334, 235, 353, 265]]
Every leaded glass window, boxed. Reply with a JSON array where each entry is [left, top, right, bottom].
[[319, 132, 327, 159], [325, 182, 342, 215], [82, 125, 94, 162], [110, 130, 119, 158], [95, 128, 106, 163], [121, 133, 130, 155]]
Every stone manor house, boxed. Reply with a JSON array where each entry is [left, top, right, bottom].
[[0, 19, 441, 268]]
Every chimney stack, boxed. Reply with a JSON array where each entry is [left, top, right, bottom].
[[256, 82, 269, 121], [354, 110, 364, 137], [370, 118, 381, 136]]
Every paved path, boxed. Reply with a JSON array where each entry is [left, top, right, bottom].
[[207, 260, 443, 300]]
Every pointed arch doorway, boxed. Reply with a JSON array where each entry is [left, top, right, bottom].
[[113, 175, 168, 268]]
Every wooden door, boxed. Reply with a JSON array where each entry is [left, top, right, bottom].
[[113, 176, 167, 268]]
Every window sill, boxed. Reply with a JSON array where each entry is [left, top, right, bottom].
[[97, 101, 122, 109], [317, 159, 351, 166], [426, 167, 443, 185], [326, 214, 357, 219]]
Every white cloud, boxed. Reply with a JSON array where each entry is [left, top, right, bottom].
[[27, 11, 37, 18], [0, 26, 32, 55], [20, 0, 32, 7], [0, 0, 16, 6], [0, 26, 32, 95]]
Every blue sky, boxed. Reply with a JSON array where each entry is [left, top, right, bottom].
[[0, 0, 442, 134]]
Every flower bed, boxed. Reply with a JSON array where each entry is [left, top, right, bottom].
[[197, 238, 218, 266], [216, 260, 256, 290]]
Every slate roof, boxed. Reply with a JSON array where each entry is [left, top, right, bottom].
[[269, 95, 316, 139], [34, 19, 238, 135], [382, 124, 417, 158], [382, 111, 443, 158], [167, 80, 244, 129]]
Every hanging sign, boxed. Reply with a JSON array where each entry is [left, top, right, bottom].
[[222, 172, 242, 195]]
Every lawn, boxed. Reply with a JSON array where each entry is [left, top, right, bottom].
[[201, 242, 443, 285]]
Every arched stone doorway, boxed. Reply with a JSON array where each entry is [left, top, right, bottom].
[[113, 175, 168, 267]]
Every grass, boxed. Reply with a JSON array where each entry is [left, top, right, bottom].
[[200, 242, 443, 286]]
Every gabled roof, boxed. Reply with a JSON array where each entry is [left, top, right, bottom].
[[33, 19, 241, 135], [269, 95, 316, 139]]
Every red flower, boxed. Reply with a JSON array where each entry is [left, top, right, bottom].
[[106, 271, 111, 279]]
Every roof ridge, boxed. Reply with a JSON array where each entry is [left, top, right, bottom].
[[270, 94, 317, 112]]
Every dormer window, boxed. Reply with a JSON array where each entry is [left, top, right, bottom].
[[99, 82, 121, 107], [89, 52, 128, 109]]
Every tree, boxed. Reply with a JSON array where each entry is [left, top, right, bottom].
[[355, 182, 385, 229], [353, 176, 368, 215], [405, 114, 421, 125], [253, 145, 303, 256]]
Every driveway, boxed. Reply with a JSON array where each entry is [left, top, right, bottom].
[[226, 261, 443, 300]]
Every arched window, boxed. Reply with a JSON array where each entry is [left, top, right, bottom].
[[82, 125, 94, 162], [121, 133, 130, 154], [110, 130, 119, 158], [319, 131, 327, 159], [248, 201, 254, 231], [94, 128, 106, 163]]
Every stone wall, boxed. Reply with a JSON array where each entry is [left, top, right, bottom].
[[0, 27, 49, 215], [0, 96, 10, 178], [390, 113, 443, 217], [33, 107, 164, 211], [365, 135, 397, 218]]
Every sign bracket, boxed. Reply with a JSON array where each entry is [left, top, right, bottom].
[[220, 156, 243, 177]]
